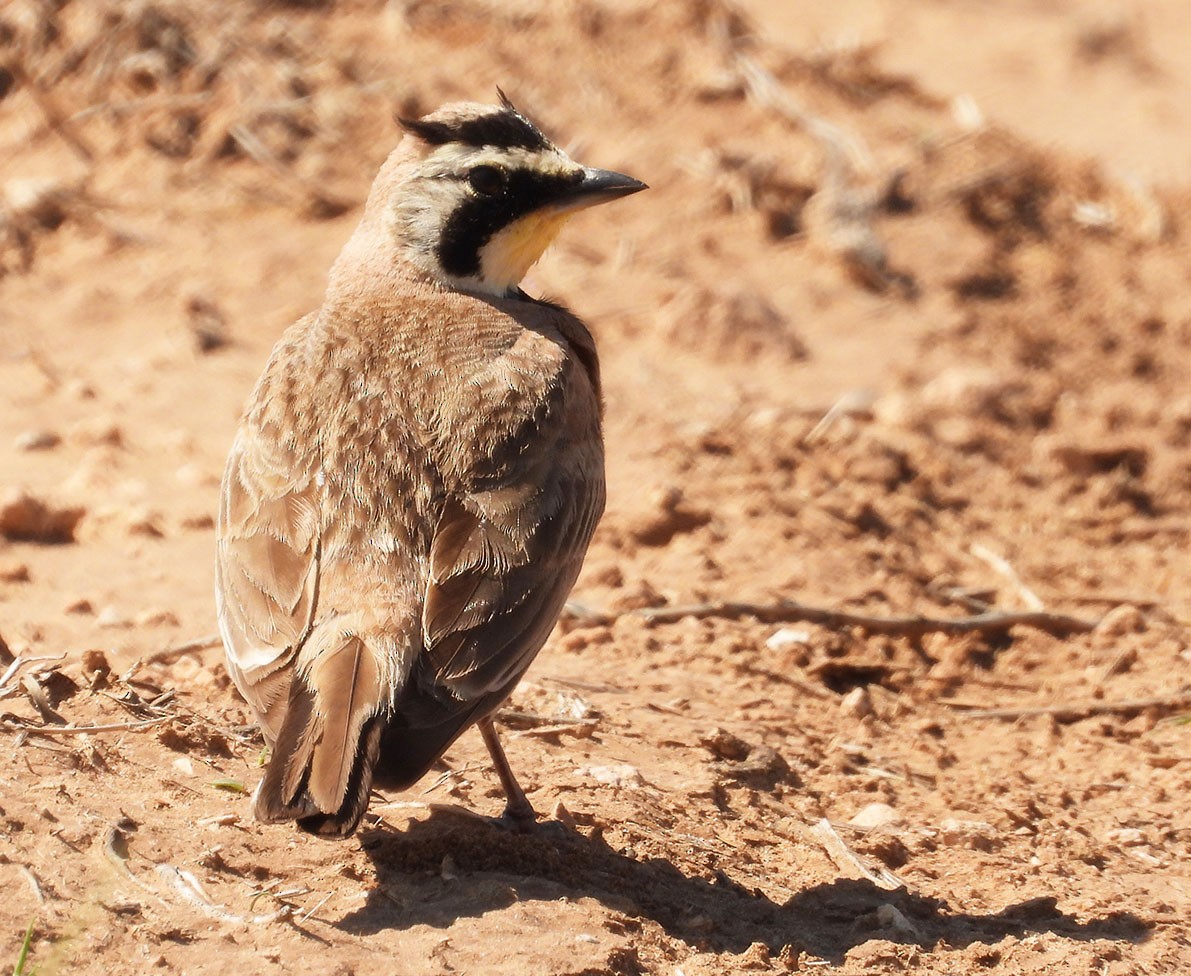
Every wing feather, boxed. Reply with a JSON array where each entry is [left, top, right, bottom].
[[216, 429, 321, 742], [421, 465, 604, 701]]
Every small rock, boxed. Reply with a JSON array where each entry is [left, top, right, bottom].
[[700, 726, 752, 761], [876, 368, 1014, 427], [0, 488, 85, 543], [766, 627, 812, 651], [96, 606, 132, 629], [875, 903, 921, 939], [126, 510, 166, 538], [14, 429, 60, 451], [1104, 827, 1146, 846], [0, 561, 31, 583], [939, 818, 999, 851], [65, 598, 94, 615], [81, 649, 112, 688], [850, 802, 901, 830], [185, 294, 230, 353], [171, 757, 195, 776], [1045, 441, 1148, 478], [135, 608, 180, 627], [607, 577, 667, 612], [623, 486, 711, 547], [81, 649, 111, 673], [552, 801, 577, 830], [738, 941, 771, 969], [577, 764, 646, 789], [67, 417, 124, 448], [840, 686, 873, 719]]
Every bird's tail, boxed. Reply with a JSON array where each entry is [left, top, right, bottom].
[[254, 634, 387, 838]]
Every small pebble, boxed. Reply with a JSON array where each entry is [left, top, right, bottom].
[[576, 764, 646, 788], [0, 561, 31, 583], [96, 606, 132, 629], [766, 627, 812, 651], [840, 686, 873, 719], [14, 429, 60, 451], [1104, 827, 1146, 846], [849, 802, 901, 830], [939, 818, 999, 851]]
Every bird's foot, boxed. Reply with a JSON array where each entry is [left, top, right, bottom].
[[491, 802, 573, 839]]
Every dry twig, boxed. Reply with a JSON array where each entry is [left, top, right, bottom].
[[563, 599, 1097, 637], [143, 634, 222, 666], [1, 715, 175, 736], [968, 542, 1044, 611], [810, 817, 904, 890], [941, 693, 1191, 722]]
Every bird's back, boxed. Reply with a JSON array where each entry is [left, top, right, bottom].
[[216, 278, 604, 834]]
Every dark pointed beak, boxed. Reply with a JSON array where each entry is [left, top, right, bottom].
[[554, 167, 648, 212]]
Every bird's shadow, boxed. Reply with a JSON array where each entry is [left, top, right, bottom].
[[337, 810, 1149, 961]]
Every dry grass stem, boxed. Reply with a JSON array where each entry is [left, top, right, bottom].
[[563, 599, 1098, 637], [810, 817, 904, 891], [942, 693, 1191, 721]]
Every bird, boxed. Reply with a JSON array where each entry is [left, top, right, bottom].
[[215, 93, 645, 838]]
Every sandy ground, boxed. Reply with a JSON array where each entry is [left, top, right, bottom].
[[1, 1, 1189, 973]]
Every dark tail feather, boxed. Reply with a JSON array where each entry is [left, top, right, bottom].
[[296, 715, 384, 837], [255, 678, 320, 823], [253, 636, 386, 838]]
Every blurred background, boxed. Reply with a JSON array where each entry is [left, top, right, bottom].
[[0, 2, 1188, 974]]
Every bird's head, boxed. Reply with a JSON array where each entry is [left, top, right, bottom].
[[363, 93, 646, 298]]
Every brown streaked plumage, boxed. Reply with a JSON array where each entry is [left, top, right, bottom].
[[215, 95, 645, 837]]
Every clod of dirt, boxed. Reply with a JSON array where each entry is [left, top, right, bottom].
[[938, 818, 1000, 851], [765, 627, 813, 651], [0, 178, 97, 273], [0, 488, 85, 542], [659, 285, 809, 362], [700, 726, 752, 761], [0, 560, 31, 582], [96, 606, 132, 629], [66, 418, 124, 448], [13, 429, 60, 451], [35, 667, 80, 707], [623, 486, 712, 547], [701, 727, 793, 788], [81, 649, 113, 688], [840, 686, 873, 719], [877, 367, 1022, 427], [1044, 440, 1149, 478], [850, 802, 901, 830], [576, 764, 646, 789], [157, 722, 233, 758], [185, 294, 229, 353], [1103, 827, 1147, 846]]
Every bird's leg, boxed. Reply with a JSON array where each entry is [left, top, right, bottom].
[[478, 716, 538, 831]]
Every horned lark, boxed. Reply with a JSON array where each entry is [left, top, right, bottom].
[[215, 95, 645, 837]]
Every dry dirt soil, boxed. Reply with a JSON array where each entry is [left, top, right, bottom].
[[1, 2, 1189, 974]]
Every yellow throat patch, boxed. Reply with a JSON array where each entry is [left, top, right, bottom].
[[479, 208, 574, 294]]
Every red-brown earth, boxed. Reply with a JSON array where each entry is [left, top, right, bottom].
[[1, 2, 1188, 973]]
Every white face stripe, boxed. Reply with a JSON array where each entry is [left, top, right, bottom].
[[387, 139, 588, 295], [421, 142, 577, 178]]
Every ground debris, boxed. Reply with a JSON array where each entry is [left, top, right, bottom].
[[0, 489, 85, 543]]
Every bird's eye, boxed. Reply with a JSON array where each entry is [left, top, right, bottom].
[[468, 165, 507, 197]]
